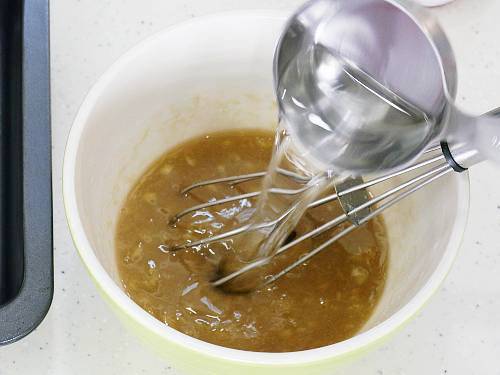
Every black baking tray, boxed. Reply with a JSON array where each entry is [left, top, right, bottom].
[[0, 0, 52, 345]]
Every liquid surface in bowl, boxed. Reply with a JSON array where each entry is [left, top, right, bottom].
[[115, 129, 388, 352]]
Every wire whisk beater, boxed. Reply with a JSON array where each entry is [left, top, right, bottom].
[[167, 144, 456, 289]]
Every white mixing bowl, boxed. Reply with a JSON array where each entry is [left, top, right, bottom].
[[63, 11, 470, 375]]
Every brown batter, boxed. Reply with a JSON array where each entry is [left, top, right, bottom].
[[115, 129, 388, 352]]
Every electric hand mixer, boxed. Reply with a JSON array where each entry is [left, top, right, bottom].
[[167, 0, 500, 289]]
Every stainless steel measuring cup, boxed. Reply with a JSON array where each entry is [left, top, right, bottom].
[[274, 0, 500, 175]]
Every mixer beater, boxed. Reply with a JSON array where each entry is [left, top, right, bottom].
[[167, 143, 459, 288]]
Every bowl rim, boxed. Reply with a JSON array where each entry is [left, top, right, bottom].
[[62, 10, 470, 366]]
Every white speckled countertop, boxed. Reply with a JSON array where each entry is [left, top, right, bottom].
[[1, 1, 500, 374]]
